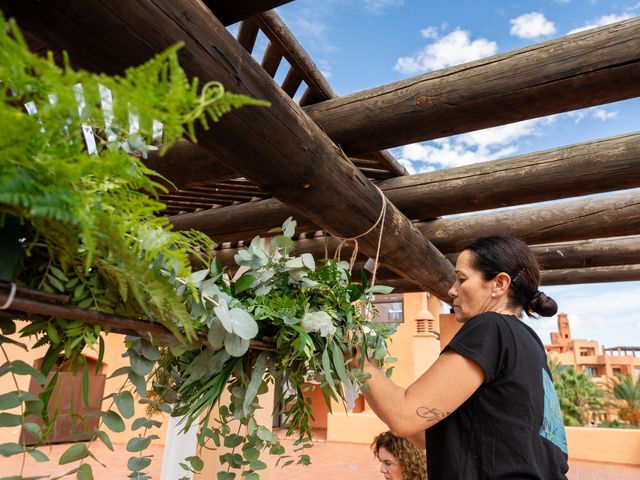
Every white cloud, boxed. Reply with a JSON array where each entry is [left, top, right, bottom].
[[394, 29, 497, 74], [567, 13, 633, 35], [563, 106, 618, 123], [510, 12, 556, 39], [396, 118, 546, 171], [362, 0, 404, 13], [420, 26, 439, 39], [554, 0, 570, 4]]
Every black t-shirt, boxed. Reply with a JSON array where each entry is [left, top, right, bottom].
[[425, 312, 569, 479]]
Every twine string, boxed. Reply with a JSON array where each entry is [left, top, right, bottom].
[[0, 283, 17, 310], [332, 185, 387, 287]]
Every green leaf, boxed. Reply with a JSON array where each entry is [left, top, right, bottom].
[[0, 442, 23, 457], [107, 366, 130, 379], [234, 274, 255, 294], [128, 456, 152, 471], [113, 391, 135, 419], [365, 285, 394, 294], [126, 435, 159, 453], [131, 417, 162, 431], [77, 463, 94, 480], [130, 355, 154, 377], [128, 372, 148, 398], [96, 336, 105, 374], [249, 460, 267, 471], [3, 360, 46, 385], [242, 447, 260, 462], [102, 410, 125, 433], [322, 349, 335, 390], [0, 335, 27, 351], [207, 319, 226, 351], [97, 430, 114, 451], [242, 473, 259, 480], [26, 449, 49, 462], [282, 217, 296, 238], [189, 269, 209, 284], [216, 473, 236, 480], [49, 266, 69, 282], [332, 344, 348, 386], [243, 352, 268, 417], [223, 434, 244, 449], [185, 455, 204, 472], [183, 349, 229, 386], [140, 341, 161, 361], [0, 391, 24, 409], [59, 444, 89, 465], [22, 422, 42, 439], [224, 332, 249, 357], [0, 413, 22, 427]]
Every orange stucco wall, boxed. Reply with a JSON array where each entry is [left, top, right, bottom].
[[567, 427, 640, 465]]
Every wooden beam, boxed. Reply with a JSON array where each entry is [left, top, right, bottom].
[[541, 265, 640, 286], [366, 264, 640, 293], [3, 0, 456, 298], [236, 19, 260, 53], [170, 132, 640, 241], [420, 191, 640, 254], [531, 237, 640, 270], [144, 139, 240, 188], [203, 0, 295, 27], [302, 18, 640, 155]]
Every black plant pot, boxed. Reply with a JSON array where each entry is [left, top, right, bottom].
[[0, 215, 24, 282]]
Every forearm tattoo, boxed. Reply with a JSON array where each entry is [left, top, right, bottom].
[[416, 407, 451, 424]]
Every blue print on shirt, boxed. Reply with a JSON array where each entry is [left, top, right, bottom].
[[540, 368, 568, 454]]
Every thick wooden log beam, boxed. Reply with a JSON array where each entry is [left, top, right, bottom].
[[420, 191, 640, 254], [144, 139, 240, 188], [171, 131, 640, 241], [540, 265, 640, 286], [531, 236, 640, 270], [203, 0, 294, 26], [303, 18, 640, 155], [373, 264, 640, 293], [2, 0, 456, 298]]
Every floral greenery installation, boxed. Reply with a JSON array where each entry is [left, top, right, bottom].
[[0, 13, 397, 480]]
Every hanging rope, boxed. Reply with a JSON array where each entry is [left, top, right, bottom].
[[332, 184, 387, 287], [0, 283, 17, 310]]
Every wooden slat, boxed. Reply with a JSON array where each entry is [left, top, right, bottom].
[[302, 18, 640, 156], [261, 42, 283, 77], [4, 0, 456, 298], [202, 0, 294, 27], [280, 67, 304, 97], [170, 132, 640, 241], [236, 18, 260, 53]]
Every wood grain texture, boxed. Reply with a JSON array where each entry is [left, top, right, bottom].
[[2, 0, 455, 298], [303, 18, 640, 155]]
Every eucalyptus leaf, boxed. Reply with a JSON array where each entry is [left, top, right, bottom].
[[184, 349, 230, 385], [213, 302, 233, 333], [131, 417, 162, 431], [0, 442, 23, 457], [217, 472, 236, 480], [243, 352, 268, 417], [207, 318, 227, 351], [140, 341, 161, 361], [113, 391, 135, 419], [128, 456, 152, 471], [365, 285, 395, 294], [97, 430, 114, 451], [186, 455, 204, 472], [0, 413, 22, 427], [128, 372, 148, 398], [59, 443, 89, 465], [282, 217, 296, 237], [26, 448, 49, 462], [102, 410, 125, 433], [224, 333, 249, 357], [3, 360, 46, 385], [189, 269, 209, 284], [130, 355, 154, 377], [229, 308, 258, 340], [127, 435, 159, 453], [77, 463, 94, 480]]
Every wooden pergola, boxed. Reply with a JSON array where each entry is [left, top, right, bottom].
[[3, 0, 640, 301]]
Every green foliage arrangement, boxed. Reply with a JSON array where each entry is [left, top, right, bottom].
[[552, 365, 605, 426], [0, 14, 396, 480], [609, 373, 640, 427]]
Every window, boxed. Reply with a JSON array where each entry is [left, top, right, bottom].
[[584, 367, 597, 377], [372, 294, 404, 324]]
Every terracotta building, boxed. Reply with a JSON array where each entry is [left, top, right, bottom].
[[545, 312, 640, 381]]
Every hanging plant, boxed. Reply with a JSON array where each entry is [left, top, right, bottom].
[[0, 13, 396, 480]]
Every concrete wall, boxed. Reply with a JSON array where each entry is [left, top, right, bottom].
[[567, 427, 640, 465]]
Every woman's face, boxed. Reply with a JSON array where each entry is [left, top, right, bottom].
[[378, 446, 404, 480], [448, 249, 497, 323]]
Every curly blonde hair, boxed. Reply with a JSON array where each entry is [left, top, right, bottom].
[[372, 431, 427, 480]]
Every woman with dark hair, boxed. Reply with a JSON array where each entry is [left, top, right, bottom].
[[372, 431, 427, 480], [354, 236, 569, 479]]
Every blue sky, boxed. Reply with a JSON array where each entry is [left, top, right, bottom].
[[237, 0, 640, 347]]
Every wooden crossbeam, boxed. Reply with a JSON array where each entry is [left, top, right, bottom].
[[371, 264, 640, 293], [302, 18, 640, 155], [203, 0, 294, 26], [170, 132, 640, 242], [531, 237, 640, 270], [420, 191, 640, 253], [3, 0, 456, 298]]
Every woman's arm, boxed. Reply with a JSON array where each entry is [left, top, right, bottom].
[[360, 349, 484, 437]]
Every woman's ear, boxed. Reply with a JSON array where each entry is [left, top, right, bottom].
[[493, 272, 512, 296]]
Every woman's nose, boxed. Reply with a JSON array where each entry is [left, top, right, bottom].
[[448, 284, 457, 299]]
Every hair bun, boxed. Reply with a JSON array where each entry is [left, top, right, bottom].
[[529, 291, 558, 317]]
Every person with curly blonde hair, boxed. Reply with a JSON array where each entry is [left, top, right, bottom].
[[372, 431, 427, 480]]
